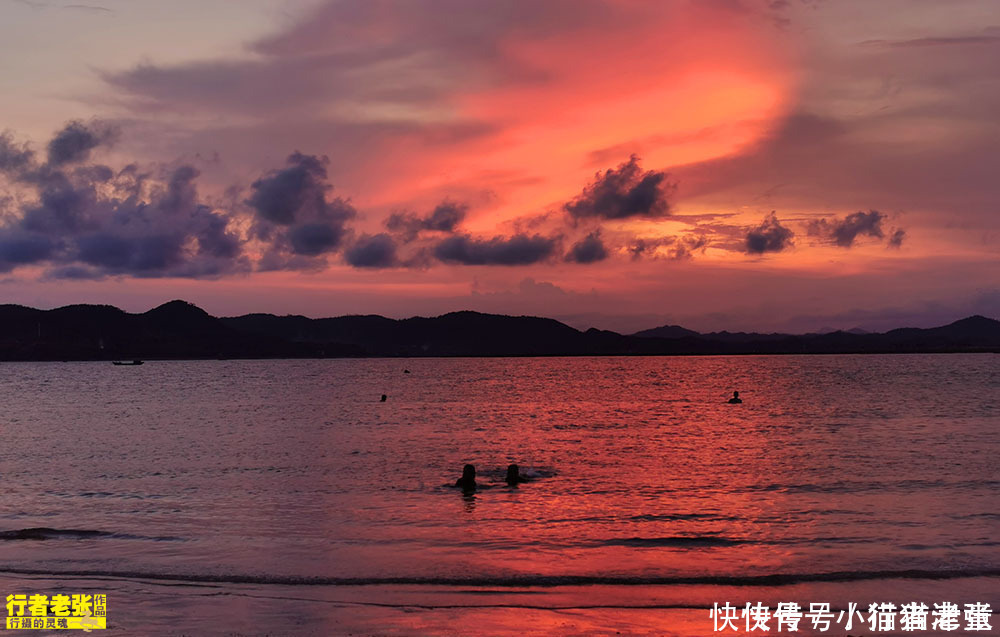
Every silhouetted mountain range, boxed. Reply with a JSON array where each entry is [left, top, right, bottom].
[[0, 300, 996, 360], [631, 324, 700, 339]]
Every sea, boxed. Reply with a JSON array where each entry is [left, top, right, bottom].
[[1, 354, 998, 635]]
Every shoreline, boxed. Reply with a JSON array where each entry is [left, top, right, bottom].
[[0, 350, 997, 363], [2, 575, 996, 635]]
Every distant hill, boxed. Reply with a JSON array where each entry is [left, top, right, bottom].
[[220, 311, 635, 357], [0, 301, 996, 360], [631, 324, 700, 339], [630, 315, 1000, 354], [0, 300, 358, 361]]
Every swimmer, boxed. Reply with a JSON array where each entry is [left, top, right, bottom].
[[727, 391, 742, 404], [380, 394, 387, 402], [505, 463, 529, 486], [454, 464, 477, 491]]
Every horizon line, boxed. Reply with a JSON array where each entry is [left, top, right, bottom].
[[2, 298, 996, 338]]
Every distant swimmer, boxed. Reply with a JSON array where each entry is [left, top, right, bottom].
[[404, 369, 411, 374], [380, 394, 387, 402], [455, 464, 477, 491], [505, 463, 529, 486], [727, 391, 742, 404]]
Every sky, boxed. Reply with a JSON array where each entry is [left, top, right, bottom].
[[0, 0, 998, 333]]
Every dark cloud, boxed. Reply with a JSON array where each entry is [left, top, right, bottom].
[[671, 235, 708, 260], [0, 133, 35, 175], [0, 127, 249, 278], [191, 205, 242, 259], [565, 155, 674, 220], [0, 233, 57, 272], [288, 222, 345, 256], [888, 228, 906, 248], [1, 124, 605, 277], [566, 231, 608, 263], [46, 120, 117, 166], [630, 234, 709, 261], [158, 164, 199, 214], [345, 233, 399, 268], [248, 152, 350, 226], [746, 212, 794, 254], [247, 152, 356, 257], [386, 200, 467, 242], [50, 162, 246, 277], [808, 210, 887, 247], [21, 171, 100, 235], [3, 120, 690, 276], [42, 265, 99, 280], [76, 233, 185, 272], [422, 201, 467, 232], [254, 249, 328, 274], [434, 233, 556, 265], [72, 164, 114, 183]]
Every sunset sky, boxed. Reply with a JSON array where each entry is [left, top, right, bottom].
[[0, 0, 997, 332]]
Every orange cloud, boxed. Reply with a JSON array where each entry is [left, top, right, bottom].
[[372, 1, 799, 231]]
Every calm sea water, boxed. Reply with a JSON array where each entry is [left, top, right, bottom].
[[1, 355, 998, 635]]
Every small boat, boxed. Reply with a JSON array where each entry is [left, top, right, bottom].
[[112, 360, 144, 366]]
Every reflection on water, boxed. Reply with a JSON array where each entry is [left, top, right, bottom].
[[0, 354, 997, 634]]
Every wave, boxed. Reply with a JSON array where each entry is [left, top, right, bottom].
[[627, 513, 737, 522], [0, 527, 185, 542], [746, 478, 1000, 495], [544, 513, 735, 524], [0, 528, 111, 541], [0, 566, 997, 588], [598, 536, 746, 547]]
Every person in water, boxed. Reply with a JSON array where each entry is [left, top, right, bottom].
[[728, 391, 742, 404], [505, 464, 529, 486], [455, 464, 477, 491]]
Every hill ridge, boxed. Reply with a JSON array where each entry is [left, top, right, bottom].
[[0, 301, 995, 360]]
